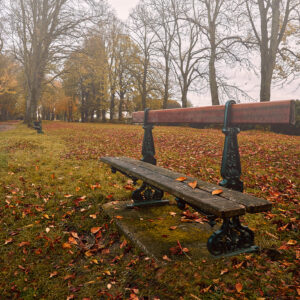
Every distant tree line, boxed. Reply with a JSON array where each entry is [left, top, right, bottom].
[[0, 0, 299, 123]]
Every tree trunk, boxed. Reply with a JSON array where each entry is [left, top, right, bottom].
[[110, 92, 115, 121], [181, 87, 188, 108], [119, 92, 125, 120], [209, 54, 219, 106]]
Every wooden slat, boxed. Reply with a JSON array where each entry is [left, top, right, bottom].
[[132, 100, 295, 125], [101, 157, 249, 218], [125, 159, 271, 214]]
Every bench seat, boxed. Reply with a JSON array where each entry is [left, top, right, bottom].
[[101, 156, 271, 218]]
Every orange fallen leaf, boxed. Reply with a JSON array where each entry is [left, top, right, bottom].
[[64, 194, 73, 198], [236, 282, 243, 293], [220, 268, 229, 275], [85, 250, 93, 257], [176, 177, 187, 182], [68, 237, 78, 245], [4, 238, 13, 245], [182, 247, 189, 253], [89, 214, 97, 219], [19, 241, 30, 247], [202, 285, 212, 293], [169, 226, 177, 230], [188, 181, 197, 189], [91, 227, 101, 234], [212, 189, 223, 195], [287, 239, 297, 245], [70, 232, 79, 239], [162, 255, 172, 261], [62, 242, 72, 249], [115, 215, 123, 219], [49, 271, 58, 278]]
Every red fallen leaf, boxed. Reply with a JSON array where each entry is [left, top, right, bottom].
[[91, 227, 101, 234], [188, 181, 197, 189], [34, 248, 42, 255], [162, 235, 169, 238], [62, 242, 72, 249], [19, 241, 30, 247], [102, 248, 110, 255], [176, 177, 187, 182], [120, 240, 127, 249], [236, 282, 243, 293], [4, 238, 13, 245], [106, 194, 113, 199], [212, 189, 223, 195], [162, 255, 172, 261], [49, 271, 58, 278], [51, 173, 55, 179]]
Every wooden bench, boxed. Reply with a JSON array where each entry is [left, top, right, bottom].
[[101, 100, 295, 256]]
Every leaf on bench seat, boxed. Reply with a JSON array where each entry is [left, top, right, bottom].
[[188, 180, 197, 189], [175, 176, 187, 182], [212, 189, 223, 195]]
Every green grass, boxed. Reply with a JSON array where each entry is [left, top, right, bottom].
[[0, 121, 299, 299]]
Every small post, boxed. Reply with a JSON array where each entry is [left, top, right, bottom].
[[141, 108, 156, 165], [220, 100, 243, 192], [33, 120, 44, 134]]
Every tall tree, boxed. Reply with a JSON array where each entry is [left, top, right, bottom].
[[243, 0, 300, 101], [8, 0, 103, 124], [128, 2, 158, 110]]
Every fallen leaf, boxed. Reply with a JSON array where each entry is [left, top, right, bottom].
[[4, 238, 13, 245], [62, 242, 72, 249], [162, 255, 172, 261], [64, 194, 73, 198], [70, 232, 79, 239], [90, 227, 101, 234], [19, 241, 30, 247], [188, 180, 197, 189], [85, 250, 93, 257], [115, 215, 123, 219], [220, 268, 229, 275], [89, 214, 97, 219], [182, 247, 189, 253], [49, 271, 58, 278], [107, 283, 112, 289], [176, 177, 187, 182], [236, 282, 243, 293], [212, 189, 223, 195], [169, 212, 176, 217], [202, 285, 212, 293], [43, 214, 50, 219], [45, 227, 50, 233], [287, 239, 297, 245], [68, 237, 78, 245], [169, 226, 177, 230]]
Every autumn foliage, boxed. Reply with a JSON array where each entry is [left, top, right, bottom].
[[0, 122, 299, 299]]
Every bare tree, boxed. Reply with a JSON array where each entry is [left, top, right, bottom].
[[8, 0, 103, 124], [243, 0, 300, 102], [170, 0, 208, 107], [128, 2, 158, 110], [189, 0, 246, 105]]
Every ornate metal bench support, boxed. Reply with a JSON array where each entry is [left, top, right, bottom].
[[207, 216, 258, 256], [127, 108, 168, 208], [205, 100, 257, 256], [220, 100, 243, 192]]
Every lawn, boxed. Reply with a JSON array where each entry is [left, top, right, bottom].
[[0, 121, 299, 299]]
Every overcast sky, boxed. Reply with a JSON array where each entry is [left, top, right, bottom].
[[108, 0, 139, 21], [108, 0, 299, 106]]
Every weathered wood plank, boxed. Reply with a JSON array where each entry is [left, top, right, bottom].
[[122, 158, 272, 213], [101, 157, 247, 218], [132, 100, 295, 125]]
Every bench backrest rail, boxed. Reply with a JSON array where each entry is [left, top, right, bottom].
[[132, 100, 295, 125], [134, 100, 295, 193]]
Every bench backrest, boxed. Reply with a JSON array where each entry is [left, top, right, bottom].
[[132, 100, 295, 125]]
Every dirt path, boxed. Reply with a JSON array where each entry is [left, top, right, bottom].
[[0, 121, 20, 132]]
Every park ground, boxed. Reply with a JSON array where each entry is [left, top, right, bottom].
[[0, 121, 299, 299]]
